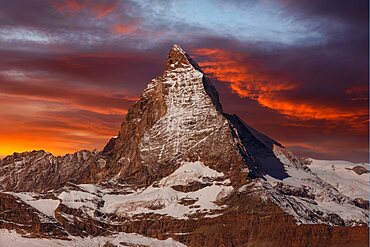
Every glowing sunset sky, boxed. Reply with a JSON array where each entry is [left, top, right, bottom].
[[0, 0, 368, 162]]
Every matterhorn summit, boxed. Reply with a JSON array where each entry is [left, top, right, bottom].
[[104, 44, 249, 188], [0, 45, 368, 247]]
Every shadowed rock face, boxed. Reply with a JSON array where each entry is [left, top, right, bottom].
[[0, 45, 368, 246]]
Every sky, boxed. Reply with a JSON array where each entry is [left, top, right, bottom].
[[0, 0, 368, 162]]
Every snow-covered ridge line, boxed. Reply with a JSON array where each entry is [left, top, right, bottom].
[[261, 145, 369, 226], [308, 159, 369, 200]]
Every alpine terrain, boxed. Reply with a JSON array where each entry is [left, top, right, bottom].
[[0, 45, 368, 247]]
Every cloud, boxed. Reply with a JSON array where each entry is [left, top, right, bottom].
[[276, 0, 369, 26], [193, 47, 367, 121], [52, 0, 118, 18], [92, 2, 117, 18], [0, 93, 125, 156], [0, 78, 135, 115], [0, 49, 164, 94], [53, 0, 85, 12], [113, 23, 137, 34]]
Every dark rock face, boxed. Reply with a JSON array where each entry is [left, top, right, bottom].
[[102, 137, 117, 155], [353, 198, 369, 210], [274, 182, 315, 199], [0, 44, 368, 246], [352, 166, 369, 175]]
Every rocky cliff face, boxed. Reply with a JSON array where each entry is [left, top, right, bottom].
[[0, 150, 101, 192], [0, 45, 368, 247]]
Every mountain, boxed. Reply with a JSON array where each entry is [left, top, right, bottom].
[[0, 45, 368, 247]]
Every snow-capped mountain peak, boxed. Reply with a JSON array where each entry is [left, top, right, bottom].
[[0, 44, 368, 246]]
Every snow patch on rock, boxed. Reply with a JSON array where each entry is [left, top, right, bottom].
[[102, 161, 233, 219], [159, 161, 224, 187], [11, 192, 60, 218], [57, 190, 99, 217]]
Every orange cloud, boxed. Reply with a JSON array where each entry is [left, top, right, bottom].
[[194, 48, 295, 97], [53, 0, 85, 12], [53, 0, 116, 18], [194, 48, 367, 121], [113, 23, 136, 34], [0, 94, 124, 157], [257, 96, 362, 120], [92, 3, 116, 18]]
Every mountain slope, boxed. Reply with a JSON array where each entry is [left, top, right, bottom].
[[0, 44, 368, 247]]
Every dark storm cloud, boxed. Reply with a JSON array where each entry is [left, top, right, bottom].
[[0, 48, 163, 94], [0, 77, 137, 115], [279, 0, 369, 25]]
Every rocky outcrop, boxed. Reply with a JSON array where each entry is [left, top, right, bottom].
[[0, 192, 68, 239], [353, 198, 369, 210], [0, 150, 102, 192], [352, 166, 369, 175]]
